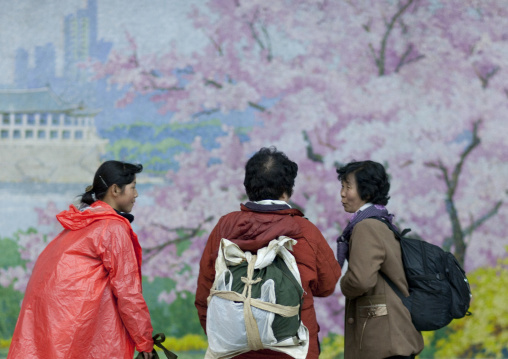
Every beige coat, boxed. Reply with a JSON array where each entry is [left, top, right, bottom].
[[340, 218, 424, 359]]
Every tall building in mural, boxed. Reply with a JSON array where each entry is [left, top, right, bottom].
[[64, 0, 111, 82], [15, 44, 58, 89], [2, 0, 113, 183], [14, 0, 111, 91], [0, 87, 107, 182]]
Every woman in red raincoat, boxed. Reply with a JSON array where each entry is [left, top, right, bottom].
[[8, 160, 154, 359]]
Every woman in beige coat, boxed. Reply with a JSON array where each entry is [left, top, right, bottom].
[[336, 160, 424, 359]]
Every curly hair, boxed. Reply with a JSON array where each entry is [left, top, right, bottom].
[[244, 147, 298, 201], [336, 160, 390, 205]]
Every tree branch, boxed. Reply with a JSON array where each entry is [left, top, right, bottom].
[[249, 18, 265, 49], [261, 24, 273, 61], [303, 130, 324, 163], [449, 119, 481, 197], [248, 7, 273, 62], [143, 216, 214, 261], [374, 0, 415, 76], [369, 43, 381, 71], [205, 79, 223, 89], [424, 119, 483, 263], [463, 201, 503, 237], [248, 101, 266, 112], [207, 35, 223, 56], [395, 44, 425, 73], [424, 160, 452, 191], [192, 108, 220, 118], [474, 65, 500, 89], [197, 75, 268, 114]]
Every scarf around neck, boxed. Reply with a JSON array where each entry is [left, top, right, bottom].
[[336, 204, 395, 267], [338, 204, 395, 243]]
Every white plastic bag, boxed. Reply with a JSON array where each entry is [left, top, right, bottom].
[[207, 271, 277, 354]]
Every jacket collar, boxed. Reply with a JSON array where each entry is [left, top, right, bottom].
[[241, 202, 304, 216]]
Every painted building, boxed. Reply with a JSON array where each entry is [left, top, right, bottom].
[[0, 87, 107, 182]]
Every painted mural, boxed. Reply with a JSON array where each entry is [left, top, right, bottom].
[[1, 1, 507, 358]]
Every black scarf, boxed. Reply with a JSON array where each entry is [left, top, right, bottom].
[[115, 209, 134, 223]]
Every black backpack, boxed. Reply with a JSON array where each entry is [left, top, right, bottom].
[[373, 217, 472, 331]]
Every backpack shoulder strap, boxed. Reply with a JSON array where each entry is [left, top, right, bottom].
[[369, 216, 412, 238], [369, 216, 413, 311], [380, 272, 412, 311]]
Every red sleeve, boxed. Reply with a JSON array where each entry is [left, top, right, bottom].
[[102, 221, 154, 353], [302, 219, 342, 297], [194, 220, 222, 332]]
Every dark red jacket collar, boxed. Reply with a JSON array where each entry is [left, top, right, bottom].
[[240, 202, 304, 217]]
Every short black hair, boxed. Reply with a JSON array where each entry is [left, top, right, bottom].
[[81, 160, 143, 205], [336, 160, 390, 205], [244, 147, 298, 201]]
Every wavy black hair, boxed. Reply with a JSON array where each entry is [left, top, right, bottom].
[[81, 160, 143, 205], [336, 160, 390, 205], [244, 147, 298, 201]]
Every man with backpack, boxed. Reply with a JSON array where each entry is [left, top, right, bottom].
[[336, 160, 424, 359], [195, 146, 341, 359]]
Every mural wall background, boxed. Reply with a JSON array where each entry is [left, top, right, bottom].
[[1, 1, 508, 358]]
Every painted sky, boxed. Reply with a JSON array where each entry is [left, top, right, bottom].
[[0, 0, 208, 84]]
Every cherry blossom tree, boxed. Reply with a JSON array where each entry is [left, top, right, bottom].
[[90, 0, 508, 336]]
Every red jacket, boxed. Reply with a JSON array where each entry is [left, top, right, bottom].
[[8, 201, 154, 359], [195, 203, 341, 359]]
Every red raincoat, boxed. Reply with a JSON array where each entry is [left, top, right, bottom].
[[8, 201, 154, 359]]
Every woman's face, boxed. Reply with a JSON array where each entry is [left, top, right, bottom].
[[340, 173, 367, 213], [113, 178, 138, 213]]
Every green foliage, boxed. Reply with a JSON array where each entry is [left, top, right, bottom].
[[0, 285, 23, 340], [0, 238, 23, 269], [107, 138, 188, 174], [320, 333, 344, 359], [431, 254, 508, 358], [161, 334, 207, 353], [0, 234, 34, 339], [175, 231, 193, 256], [102, 120, 226, 175], [142, 277, 202, 337], [152, 119, 223, 134], [418, 327, 451, 358]]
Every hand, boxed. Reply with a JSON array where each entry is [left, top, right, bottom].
[[142, 351, 154, 359]]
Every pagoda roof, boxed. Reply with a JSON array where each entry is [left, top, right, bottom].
[[0, 87, 82, 113]]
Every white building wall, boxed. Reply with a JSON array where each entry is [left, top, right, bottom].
[[0, 111, 101, 142], [0, 110, 108, 182]]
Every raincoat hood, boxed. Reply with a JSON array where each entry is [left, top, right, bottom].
[[58, 201, 131, 230], [57, 201, 143, 269]]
